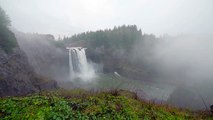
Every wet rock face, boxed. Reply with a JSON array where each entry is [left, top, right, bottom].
[[0, 48, 38, 96], [0, 47, 58, 97], [210, 105, 213, 114]]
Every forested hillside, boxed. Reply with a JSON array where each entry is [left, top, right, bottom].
[[59, 25, 157, 80], [63, 25, 142, 51]]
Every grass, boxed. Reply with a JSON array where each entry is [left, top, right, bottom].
[[0, 89, 212, 120]]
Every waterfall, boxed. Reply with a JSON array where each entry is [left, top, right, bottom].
[[67, 47, 95, 81], [68, 49, 74, 76]]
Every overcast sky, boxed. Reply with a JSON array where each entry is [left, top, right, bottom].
[[0, 0, 213, 37]]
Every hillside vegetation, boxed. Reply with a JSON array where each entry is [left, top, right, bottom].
[[0, 89, 212, 120], [59, 25, 155, 79], [63, 25, 142, 51]]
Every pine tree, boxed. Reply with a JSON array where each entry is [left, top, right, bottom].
[[0, 6, 17, 53]]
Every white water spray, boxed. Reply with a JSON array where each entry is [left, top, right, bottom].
[[67, 47, 95, 81]]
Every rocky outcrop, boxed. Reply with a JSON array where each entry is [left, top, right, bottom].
[[0, 46, 58, 97], [33, 75, 58, 91], [0, 47, 37, 96]]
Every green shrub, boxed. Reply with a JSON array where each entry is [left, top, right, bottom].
[[0, 90, 212, 120]]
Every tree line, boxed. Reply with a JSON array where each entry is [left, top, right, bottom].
[[62, 25, 143, 52]]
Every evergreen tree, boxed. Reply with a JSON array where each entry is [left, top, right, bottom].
[[0, 6, 17, 53], [0, 7, 10, 26], [63, 25, 142, 52]]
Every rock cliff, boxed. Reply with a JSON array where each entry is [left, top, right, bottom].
[[0, 32, 58, 97]]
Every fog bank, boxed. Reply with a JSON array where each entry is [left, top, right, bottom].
[[131, 34, 213, 109]]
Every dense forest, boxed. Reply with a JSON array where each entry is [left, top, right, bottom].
[[63, 25, 142, 51], [58, 25, 158, 80]]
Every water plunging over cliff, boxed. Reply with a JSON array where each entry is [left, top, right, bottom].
[[67, 47, 95, 81]]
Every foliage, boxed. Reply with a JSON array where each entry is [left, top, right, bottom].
[[0, 7, 10, 27], [0, 26, 17, 53], [1, 89, 211, 120], [0, 7, 17, 53], [59, 25, 160, 76], [63, 25, 142, 51]]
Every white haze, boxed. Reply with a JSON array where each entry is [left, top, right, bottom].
[[131, 35, 213, 109], [154, 35, 213, 84], [133, 35, 213, 84], [0, 0, 213, 37]]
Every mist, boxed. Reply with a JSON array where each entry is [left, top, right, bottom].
[[1, 0, 213, 37], [1, 0, 213, 111], [137, 35, 213, 83], [156, 35, 213, 83], [131, 34, 213, 109], [13, 30, 71, 82]]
